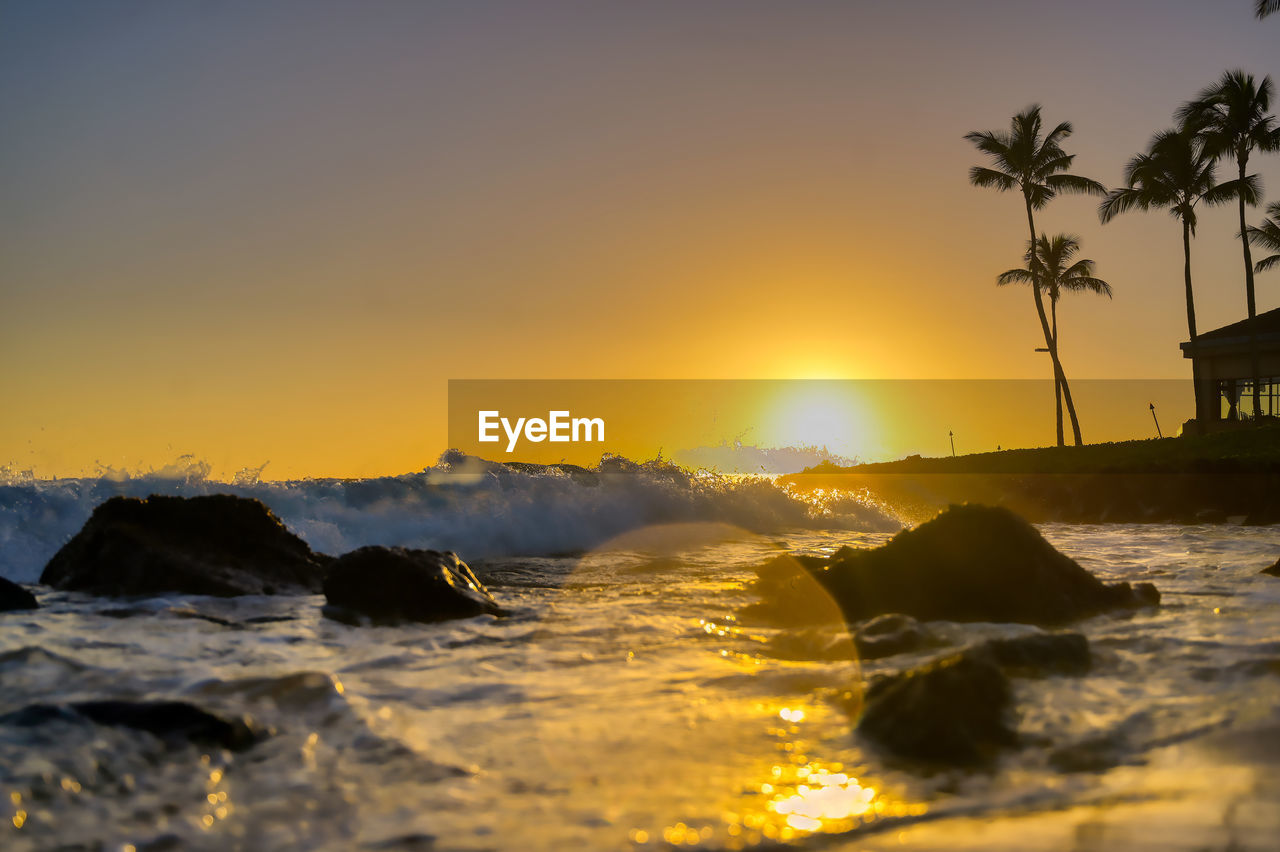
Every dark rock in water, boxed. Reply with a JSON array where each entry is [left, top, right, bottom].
[[1047, 730, 1131, 773], [40, 495, 329, 597], [858, 650, 1015, 767], [740, 553, 850, 627], [0, 576, 37, 612], [323, 546, 501, 625], [1, 700, 259, 751], [1262, 558, 1280, 577], [764, 626, 857, 661], [809, 504, 1159, 626], [975, 632, 1091, 677], [854, 613, 932, 660]]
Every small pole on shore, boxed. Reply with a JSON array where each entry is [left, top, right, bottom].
[[949, 430, 956, 457], [1149, 403, 1163, 439]]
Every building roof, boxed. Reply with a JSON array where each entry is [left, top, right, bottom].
[[1181, 306, 1280, 356]]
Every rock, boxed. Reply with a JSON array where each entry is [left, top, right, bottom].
[[858, 650, 1015, 767], [40, 495, 329, 597], [764, 626, 857, 661], [1047, 730, 1130, 773], [1, 700, 259, 751], [323, 546, 502, 625], [975, 632, 1091, 677], [0, 576, 37, 612], [808, 504, 1159, 626], [854, 613, 932, 660], [1262, 558, 1280, 577], [740, 553, 850, 627]]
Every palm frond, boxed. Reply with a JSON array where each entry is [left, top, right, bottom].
[[1098, 187, 1146, 222], [1246, 204, 1280, 253], [1255, 253, 1280, 273], [1060, 276, 1113, 298], [1207, 175, 1263, 206], [969, 166, 1016, 191], [996, 268, 1036, 286], [1046, 173, 1107, 196], [1259, 0, 1280, 19]]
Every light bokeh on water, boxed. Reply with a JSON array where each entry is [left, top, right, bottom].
[[3, 519, 1280, 850]]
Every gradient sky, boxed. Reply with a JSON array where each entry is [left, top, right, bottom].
[[2, 1, 1278, 478]]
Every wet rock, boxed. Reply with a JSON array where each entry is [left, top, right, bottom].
[[0, 576, 37, 612], [764, 626, 857, 661], [854, 614, 932, 660], [809, 504, 1160, 626], [40, 495, 329, 597], [1, 700, 259, 751], [975, 632, 1091, 677], [323, 546, 502, 625], [740, 553, 848, 627], [858, 650, 1015, 767], [1047, 730, 1130, 773], [1262, 557, 1280, 577]]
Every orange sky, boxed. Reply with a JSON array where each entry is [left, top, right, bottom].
[[1, 2, 1277, 478]]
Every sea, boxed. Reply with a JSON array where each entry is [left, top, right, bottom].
[[2, 453, 1279, 851]]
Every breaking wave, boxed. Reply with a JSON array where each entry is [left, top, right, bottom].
[[0, 451, 898, 583]]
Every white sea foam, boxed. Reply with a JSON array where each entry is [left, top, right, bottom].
[[0, 451, 897, 583]]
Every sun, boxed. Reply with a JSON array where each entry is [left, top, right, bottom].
[[762, 384, 870, 457]]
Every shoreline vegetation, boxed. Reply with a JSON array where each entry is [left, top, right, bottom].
[[783, 422, 1280, 524]]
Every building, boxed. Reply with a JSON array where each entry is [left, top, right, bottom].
[[1181, 306, 1280, 427]]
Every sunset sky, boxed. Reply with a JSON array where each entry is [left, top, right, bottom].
[[2, 1, 1278, 478]]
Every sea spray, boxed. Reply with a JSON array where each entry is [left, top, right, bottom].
[[0, 451, 898, 583]]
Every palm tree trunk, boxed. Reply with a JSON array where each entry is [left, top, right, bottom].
[[1240, 159, 1257, 319], [1238, 157, 1263, 419], [1051, 297, 1063, 440], [1183, 218, 1203, 422], [1024, 200, 1081, 446]]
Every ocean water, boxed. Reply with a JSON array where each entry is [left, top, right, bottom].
[[2, 458, 1279, 851]]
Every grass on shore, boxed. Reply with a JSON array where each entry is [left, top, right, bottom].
[[791, 423, 1280, 477]]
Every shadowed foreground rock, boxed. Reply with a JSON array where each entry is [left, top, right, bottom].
[[40, 495, 329, 597], [323, 546, 502, 625], [810, 504, 1159, 626], [0, 577, 38, 612], [857, 631, 1090, 766], [854, 613, 932, 660], [1, 700, 259, 751], [859, 651, 1015, 767]]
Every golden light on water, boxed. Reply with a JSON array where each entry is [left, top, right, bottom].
[[645, 701, 925, 848]]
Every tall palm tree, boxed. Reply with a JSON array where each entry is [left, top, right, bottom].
[[1258, 0, 1280, 19], [1247, 201, 1280, 273], [1178, 71, 1276, 317], [966, 105, 1106, 447], [1179, 71, 1277, 417], [998, 234, 1114, 430], [1098, 127, 1237, 420]]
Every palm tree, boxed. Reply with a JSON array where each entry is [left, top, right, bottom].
[[1258, 0, 1280, 19], [966, 106, 1106, 447], [998, 234, 1113, 430], [1178, 71, 1277, 317], [1178, 71, 1278, 418], [1247, 201, 1280, 273], [1098, 127, 1236, 420]]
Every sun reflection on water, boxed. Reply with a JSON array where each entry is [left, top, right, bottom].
[[645, 703, 925, 848]]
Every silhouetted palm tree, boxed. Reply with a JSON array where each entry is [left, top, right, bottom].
[[966, 106, 1105, 447], [1179, 71, 1277, 317], [1248, 201, 1280, 273], [1179, 71, 1278, 417], [1099, 127, 1236, 420], [1258, 0, 1280, 20], [998, 234, 1113, 430]]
